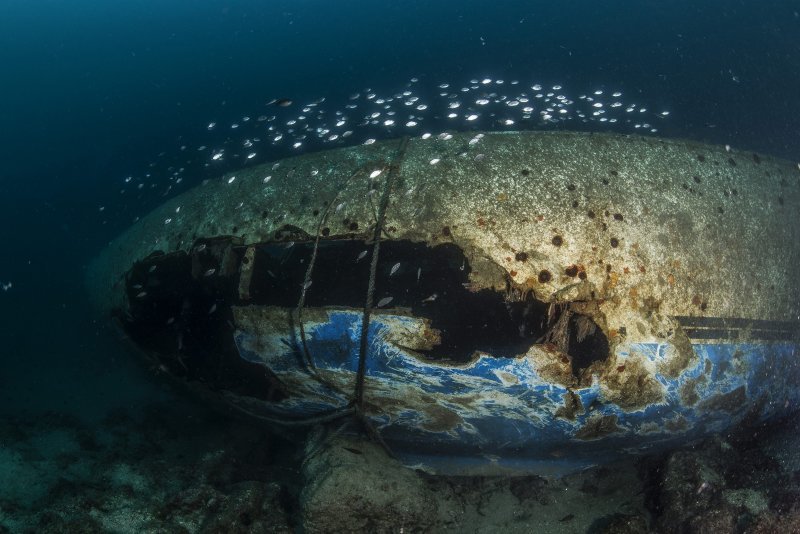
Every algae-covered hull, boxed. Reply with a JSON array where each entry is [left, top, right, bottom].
[[88, 131, 800, 475]]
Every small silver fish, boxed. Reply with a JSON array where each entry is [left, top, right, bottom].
[[148, 265, 157, 273], [209, 303, 217, 314], [390, 262, 401, 276], [696, 481, 711, 495], [196, 243, 207, 252], [136, 291, 147, 298], [356, 250, 368, 262], [204, 268, 216, 277], [303, 280, 313, 290], [422, 293, 437, 303], [376, 296, 393, 307]]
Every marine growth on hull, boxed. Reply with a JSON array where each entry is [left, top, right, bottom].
[[121, 235, 610, 402]]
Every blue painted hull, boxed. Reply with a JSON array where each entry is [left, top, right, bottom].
[[233, 308, 800, 475]]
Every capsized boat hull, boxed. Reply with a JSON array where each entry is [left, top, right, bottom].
[[88, 131, 800, 475]]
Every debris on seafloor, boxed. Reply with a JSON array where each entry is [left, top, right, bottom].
[[639, 414, 800, 534], [3, 404, 800, 533]]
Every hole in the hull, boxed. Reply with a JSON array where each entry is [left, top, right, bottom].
[[123, 244, 286, 403], [121, 238, 610, 392], [568, 314, 609, 375], [540, 304, 609, 377]]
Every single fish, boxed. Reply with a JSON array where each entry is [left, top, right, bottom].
[[268, 98, 293, 107]]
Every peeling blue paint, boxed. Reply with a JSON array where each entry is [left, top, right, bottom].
[[233, 307, 800, 475]]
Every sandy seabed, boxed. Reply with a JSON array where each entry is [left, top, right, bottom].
[[1, 397, 799, 533]]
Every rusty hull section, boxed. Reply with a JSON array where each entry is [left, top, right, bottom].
[[87, 131, 800, 475]]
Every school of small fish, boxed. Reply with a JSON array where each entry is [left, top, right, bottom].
[[110, 75, 673, 208]]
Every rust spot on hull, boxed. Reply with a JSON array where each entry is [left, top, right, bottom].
[[574, 414, 623, 440], [555, 391, 584, 421], [679, 377, 700, 406], [419, 404, 463, 433], [664, 415, 689, 432], [601, 353, 665, 410], [698, 385, 747, 413], [657, 326, 697, 378]]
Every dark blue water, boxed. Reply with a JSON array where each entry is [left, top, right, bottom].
[[0, 0, 798, 528]]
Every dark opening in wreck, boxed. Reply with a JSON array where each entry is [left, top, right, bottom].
[[120, 236, 609, 398]]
